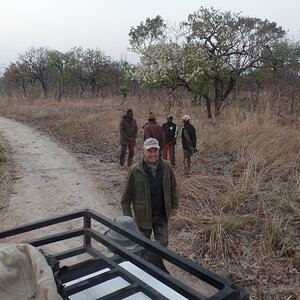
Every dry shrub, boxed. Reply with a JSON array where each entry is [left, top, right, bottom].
[[194, 215, 255, 261], [172, 212, 256, 262], [262, 215, 295, 256], [0, 144, 7, 163], [170, 210, 199, 231], [177, 174, 235, 214], [208, 108, 300, 179]]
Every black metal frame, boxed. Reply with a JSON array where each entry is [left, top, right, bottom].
[[0, 209, 249, 300]]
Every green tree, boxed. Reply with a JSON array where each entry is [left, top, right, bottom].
[[67, 47, 87, 97], [18, 47, 51, 98], [3, 62, 31, 97], [129, 15, 167, 53], [129, 8, 286, 118], [48, 50, 77, 100], [268, 40, 300, 113], [119, 85, 129, 100], [82, 48, 111, 98]]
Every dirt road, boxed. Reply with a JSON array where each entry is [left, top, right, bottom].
[[0, 116, 120, 234]]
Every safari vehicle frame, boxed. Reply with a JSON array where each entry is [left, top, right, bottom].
[[0, 209, 249, 300]]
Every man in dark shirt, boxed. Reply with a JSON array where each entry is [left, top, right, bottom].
[[119, 109, 138, 167], [162, 115, 178, 167], [181, 115, 197, 173]]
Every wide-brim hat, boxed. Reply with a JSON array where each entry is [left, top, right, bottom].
[[148, 112, 156, 120]]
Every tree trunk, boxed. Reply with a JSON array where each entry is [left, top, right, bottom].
[[214, 76, 235, 117], [206, 98, 212, 119], [201, 93, 213, 119], [79, 83, 85, 97], [95, 84, 101, 98], [214, 76, 223, 117], [41, 80, 48, 99], [57, 84, 64, 102], [21, 82, 27, 98], [91, 80, 96, 99]]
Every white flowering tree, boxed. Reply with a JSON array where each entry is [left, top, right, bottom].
[[128, 8, 286, 118]]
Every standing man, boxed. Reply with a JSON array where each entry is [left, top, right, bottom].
[[143, 112, 165, 150], [121, 138, 178, 247], [162, 115, 178, 167], [119, 109, 138, 167], [181, 115, 197, 173]]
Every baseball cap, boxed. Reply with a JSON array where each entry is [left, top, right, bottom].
[[144, 138, 160, 149], [0, 243, 62, 300], [182, 115, 191, 121]]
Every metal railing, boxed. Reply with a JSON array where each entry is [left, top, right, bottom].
[[0, 209, 249, 300]]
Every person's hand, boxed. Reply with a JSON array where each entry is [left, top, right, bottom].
[[127, 137, 135, 142], [170, 209, 178, 216]]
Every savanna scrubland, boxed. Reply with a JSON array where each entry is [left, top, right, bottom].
[[0, 6, 300, 300], [0, 92, 299, 299]]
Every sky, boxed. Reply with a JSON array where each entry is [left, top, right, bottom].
[[0, 0, 299, 71]]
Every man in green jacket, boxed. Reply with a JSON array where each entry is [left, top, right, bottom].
[[121, 138, 178, 247]]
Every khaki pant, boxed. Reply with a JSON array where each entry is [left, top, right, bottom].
[[138, 215, 169, 247], [183, 150, 192, 172]]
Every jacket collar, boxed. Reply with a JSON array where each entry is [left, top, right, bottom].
[[136, 159, 162, 174]]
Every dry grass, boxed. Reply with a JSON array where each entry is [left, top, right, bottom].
[[0, 141, 12, 216], [262, 215, 295, 256], [0, 144, 7, 163], [0, 95, 299, 299]]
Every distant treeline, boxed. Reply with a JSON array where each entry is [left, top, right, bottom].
[[0, 7, 299, 117], [0, 47, 129, 100]]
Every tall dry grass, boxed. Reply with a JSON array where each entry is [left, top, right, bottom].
[[0, 95, 299, 298]]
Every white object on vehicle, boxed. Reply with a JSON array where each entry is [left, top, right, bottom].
[[66, 261, 188, 300]]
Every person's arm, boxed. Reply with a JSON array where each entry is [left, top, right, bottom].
[[119, 119, 128, 140], [121, 169, 135, 217], [134, 120, 138, 138], [170, 168, 179, 213], [174, 124, 179, 138], [160, 126, 166, 148], [183, 128, 197, 153], [172, 124, 179, 144], [144, 124, 151, 140]]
